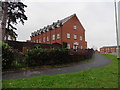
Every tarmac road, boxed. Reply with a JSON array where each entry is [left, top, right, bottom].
[[2, 54, 112, 80]]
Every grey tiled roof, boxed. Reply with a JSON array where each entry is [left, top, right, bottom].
[[31, 14, 76, 36]]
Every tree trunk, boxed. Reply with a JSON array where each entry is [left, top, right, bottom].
[[1, 2, 8, 41]]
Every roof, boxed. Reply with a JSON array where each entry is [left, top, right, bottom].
[[31, 14, 76, 37], [101, 45, 120, 48]]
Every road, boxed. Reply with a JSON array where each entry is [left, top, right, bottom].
[[2, 54, 112, 80]]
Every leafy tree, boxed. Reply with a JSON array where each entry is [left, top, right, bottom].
[[1, 1, 27, 41]]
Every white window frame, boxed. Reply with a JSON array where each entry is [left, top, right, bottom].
[[74, 34, 77, 39], [52, 34, 55, 40], [80, 36, 82, 41], [36, 39, 39, 43], [67, 44, 70, 49], [39, 38, 41, 43], [74, 25, 77, 30], [57, 33, 60, 39], [80, 46, 83, 49], [43, 37, 46, 42], [67, 33, 70, 39], [47, 36, 49, 41]]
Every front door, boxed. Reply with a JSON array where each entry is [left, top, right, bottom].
[[73, 45, 78, 51]]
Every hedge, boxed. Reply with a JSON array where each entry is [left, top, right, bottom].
[[2, 41, 94, 70], [25, 47, 94, 67], [25, 48, 69, 66]]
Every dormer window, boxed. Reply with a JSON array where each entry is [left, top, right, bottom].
[[52, 26, 55, 29], [74, 25, 77, 30], [46, 29, 49, 32]]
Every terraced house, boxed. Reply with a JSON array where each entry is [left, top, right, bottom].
[[30, 14, 87, 49], [100, 46, 120, 53]]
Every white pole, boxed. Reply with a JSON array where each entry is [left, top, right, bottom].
[[114, 0, 120, 60]]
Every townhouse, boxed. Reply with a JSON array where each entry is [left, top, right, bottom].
[[30, 14, 87, 49]]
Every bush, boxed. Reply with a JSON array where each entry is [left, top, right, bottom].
[[25, 48, 69, 67], [48, 48, 69, 64], [25, 48, 94, 67], [2, 42, 15, 69]]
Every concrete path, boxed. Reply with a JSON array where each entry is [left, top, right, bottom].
[[2, 54, 112, 80]]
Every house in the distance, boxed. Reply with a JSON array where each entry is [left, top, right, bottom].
[[100, 46, 120, 53], [30, 14, 87, 49]]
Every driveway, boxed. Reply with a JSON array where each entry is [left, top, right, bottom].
[[2, 54, 112, 80]]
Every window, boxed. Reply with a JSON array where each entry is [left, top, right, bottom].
[[39, 38, 41, 43], [67, 33, 70, 38], [52, 35, 55, 40], [67, 44, 70, 49], [47, 36, 49, 41], [41, 38, 43, 42], [57, 33, 60, 39], [74, 34, 77, 39], [36, 39, 38, 43], [80, 36, 82, 41], [74, 25, 77, 30], [80, 46, 83, 49], [43, 37, 46, 42]]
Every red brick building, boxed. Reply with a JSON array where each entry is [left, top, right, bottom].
[[100, 46, 120, 53], [30, 14, 87, 49]]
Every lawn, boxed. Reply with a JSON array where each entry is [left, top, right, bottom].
[[2, 54, 119, 88]]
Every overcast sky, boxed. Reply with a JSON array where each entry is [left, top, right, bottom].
[[15, 0, 120, 50]]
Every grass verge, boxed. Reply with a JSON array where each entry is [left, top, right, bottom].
[[2, 54, 119, 88]]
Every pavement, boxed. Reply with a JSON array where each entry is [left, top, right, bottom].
[[2, 54, 112, 80]]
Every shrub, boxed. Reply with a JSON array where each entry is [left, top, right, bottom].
[[25, 48, 69, 67], [2, 42, 15, 69], [25, 48, 94, 67], [47, 48, 69, 64]]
